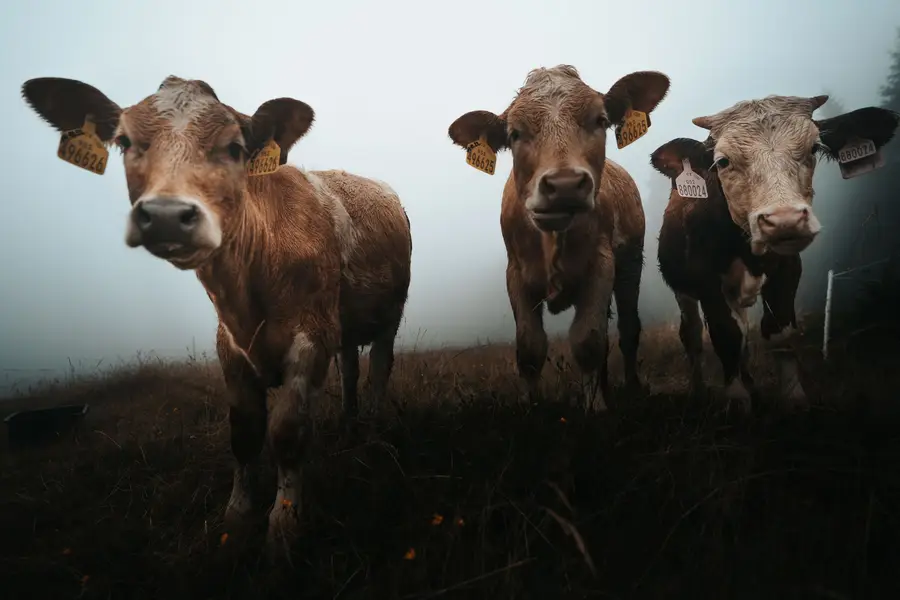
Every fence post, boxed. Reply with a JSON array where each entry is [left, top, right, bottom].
[[823, 269, 835, 360]]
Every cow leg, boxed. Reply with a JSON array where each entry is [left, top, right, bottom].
[[337, 342, 360, 419], [366, 318, 401, 409], [700, 292, 752, 415], [760, 255, 808, 410], [570, 250, 615, 413], [613, 242, 645, 395], [217, 324, 268, 528], [507, 264, 547, 404], [267, 330, 332, 555], [674, 293, 705, 396]]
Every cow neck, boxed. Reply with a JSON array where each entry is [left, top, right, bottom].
[[196, 190, 270, 361]]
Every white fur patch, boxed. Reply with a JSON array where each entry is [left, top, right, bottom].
[[304, 171, 358, 265], [284, 331, 315, 395], [153, 80, 216, 133], [226, 466, 254, 517]]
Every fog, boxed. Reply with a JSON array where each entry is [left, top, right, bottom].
[[2, 0, 899, 392]]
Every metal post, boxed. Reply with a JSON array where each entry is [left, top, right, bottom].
[[823, 269, 835, 360]]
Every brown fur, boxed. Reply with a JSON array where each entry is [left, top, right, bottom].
[[447, 65, 670, 411], [20, 75, 413, 554]]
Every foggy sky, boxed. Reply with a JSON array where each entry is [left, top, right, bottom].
[[2, 0, 899, 391]]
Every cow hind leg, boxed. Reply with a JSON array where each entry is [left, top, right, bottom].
[[700, 294, 752, 415], [570, 254, 615, 413], [337, 343, 360, 420], [613, 243, 645, 396], [674, 293, 705, 397], [366, 318, 402, 411], [267, 331, 331, 557]]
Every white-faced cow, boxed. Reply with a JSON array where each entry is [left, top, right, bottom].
[[21, 75, 413, 552], [447, 65, 670, 412], [652, 95, 899, 412]]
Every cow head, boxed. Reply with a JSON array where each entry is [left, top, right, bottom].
[[448, 65, 670, 232], [692, 95, 899, 256], [21, 76, 315, 269]]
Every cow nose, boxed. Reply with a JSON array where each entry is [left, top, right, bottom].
[[131, 197, 200, 244], [538, 168, 593, 209], [756, 205, 810, 237]]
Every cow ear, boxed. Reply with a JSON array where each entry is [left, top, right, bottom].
[[815, 106, 900, 160], [247, 98, 315, 165], [448, 110, 509, 153], [22, 77, 122, 142], [604, 71, 671, 126], [650, 137, 712, 179]]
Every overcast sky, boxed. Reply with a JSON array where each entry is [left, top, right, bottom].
[[1, 0, 899, 390]]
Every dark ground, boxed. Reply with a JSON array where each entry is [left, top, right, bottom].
[[2, 311, 900, 600]]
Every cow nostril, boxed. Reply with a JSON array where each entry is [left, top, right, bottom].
[[180, 205, 200, 227], [576, 172, 591, 194], [540, 178, 556, 196], [135, 205, 152, 228]]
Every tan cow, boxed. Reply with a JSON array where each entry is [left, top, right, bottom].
[[21, 75, 413, 553], [447, 65, 670, 412]]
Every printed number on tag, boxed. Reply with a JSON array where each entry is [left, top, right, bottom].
[[615, 109, 650, 150], [247, 140, 281, 177], [57, 120, 109, 175], [465, 136, 496, 175], [675, 158, 708, 198], [837, 138, 876, 164]]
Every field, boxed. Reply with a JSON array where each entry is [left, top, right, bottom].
[[2, 314, 900, 600]]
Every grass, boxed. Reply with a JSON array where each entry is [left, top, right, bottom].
[[2, 313, 900, 600]]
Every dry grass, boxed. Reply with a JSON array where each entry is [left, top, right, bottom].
[[2, 316, 900, 599]]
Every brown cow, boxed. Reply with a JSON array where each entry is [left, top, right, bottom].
[[447, 65, 670, 412], [652, 96, 899, 412], [21, 75, 413, 552]]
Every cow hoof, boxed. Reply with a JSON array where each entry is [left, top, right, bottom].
[[266, 503, 301, 561], [584, 390, 608, 413], [782, 385, 810, 412], [723, 379, 752, 415]]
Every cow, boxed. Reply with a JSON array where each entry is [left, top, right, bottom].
[[447, 65, 670, 412], [651, 95, 899, 412], [21, 75, 413, 553]]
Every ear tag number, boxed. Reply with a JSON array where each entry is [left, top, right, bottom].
[[615, 109, 651, 150], [465, 135, 496, 175], [836, 137, 884, 180], [675, 158, 708, 198], [247, 139, 281, 177], [57, 118, 109, 175]]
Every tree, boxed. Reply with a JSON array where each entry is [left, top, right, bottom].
[[879, 26, 900, 115]]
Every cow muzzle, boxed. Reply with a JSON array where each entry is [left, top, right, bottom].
[[750, 203, 821, 255], [125, 196, 222, 267], [528, 167, 595, 232]]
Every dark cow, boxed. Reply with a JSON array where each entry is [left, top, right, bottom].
[[652, 95, 899, 412]]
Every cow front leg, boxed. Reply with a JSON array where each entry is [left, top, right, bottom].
[[761, 255, 808, 411], [701, 293, 752, 415], [218, 325, 268, 529], [267, 330, 332, 557], [675, 293, 705, 396], [507, 264, 548, 405], [570, 252, 615, 413]]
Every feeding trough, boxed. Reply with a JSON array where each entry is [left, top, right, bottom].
[[3, 404, 90, 450]]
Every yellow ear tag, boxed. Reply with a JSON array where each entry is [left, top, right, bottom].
[[247, 139, 281, 177], [57, 118, 109, 175], [615, 109, 651, 150], [465, 135, 496, 175]]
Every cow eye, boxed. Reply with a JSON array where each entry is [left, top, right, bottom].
[[115, 134, 132, 151], [228, 142, 245, 161], [713, 156, 731, 169], [595, 115, 610, 130], [509, 129, 521, 143], [811, 143, 822, 155]]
